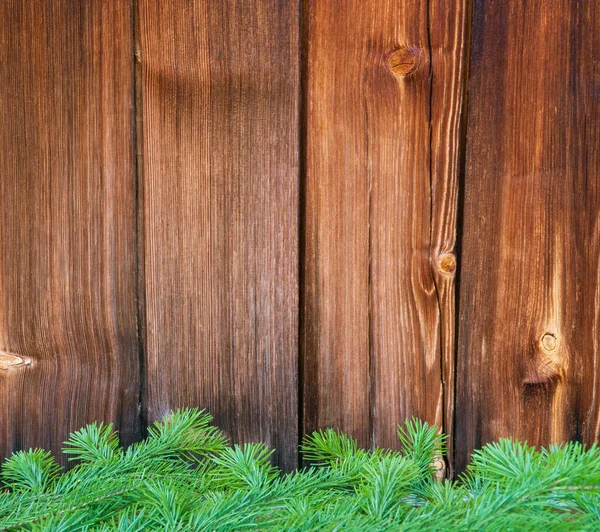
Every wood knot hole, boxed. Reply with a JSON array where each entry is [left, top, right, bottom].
[[438, 253, 457, 275], [387, 46, 420, 76], [541, 332, 557, 352]]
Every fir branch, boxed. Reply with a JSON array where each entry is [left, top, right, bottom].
[[0, 487, 133, 531], [0, 409, 598, 531]]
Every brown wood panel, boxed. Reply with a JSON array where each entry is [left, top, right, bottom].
[[301, 0, 372, 448], [0, 0, 139, 461], [456, 0, 600, 472], [302, 0, 468, 459], [428, 0, 470, 473], [138, 1, 300, 469]]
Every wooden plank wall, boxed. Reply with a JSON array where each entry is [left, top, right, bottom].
[[0, 0, 598, 474]]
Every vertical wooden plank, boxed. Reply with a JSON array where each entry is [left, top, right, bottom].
[[368, 1, 436, 453], [0, 0, 139, 460], [301, 0, 372, 447], [302, 0, 468, 458], [456, 0, 600, 471], [138, 1, 300, 469], [428, 0, 470, 473]]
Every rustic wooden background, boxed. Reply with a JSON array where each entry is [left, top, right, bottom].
[[1, 0, 598, 474]]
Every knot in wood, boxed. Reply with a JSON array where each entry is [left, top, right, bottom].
[[0, 352, 28, 371], [523, 333, 565, 385], [438, 253, 457, 275], [431, 456, 446, 482], [541, 332, 557, 351], [387, 46, 420, 76]]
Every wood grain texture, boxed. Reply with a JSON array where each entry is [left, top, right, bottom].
[[138, 0, 300, 469], [456, 0, 600, 472], [0, 0, 139, 461], [428, 0, 470, 473], [301, 0, 371, 448], [301, 0, 468, 458]]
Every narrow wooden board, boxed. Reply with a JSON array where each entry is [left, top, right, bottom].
[[456, 0, 600, 471], [301, 0, 372, 448], [428, 0, 470, 473], [0, 0, 139, 461], [302, 0, 468, 461], [138, 0, 300, 469]]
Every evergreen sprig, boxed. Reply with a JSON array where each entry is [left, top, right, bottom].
[[0, 409, 598, 531]]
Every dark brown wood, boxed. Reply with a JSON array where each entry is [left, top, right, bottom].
[[0, 0, 139, 461], [301, 0, 468, 460], [456, 0, 600, 472], [138, 0, 300, 469]]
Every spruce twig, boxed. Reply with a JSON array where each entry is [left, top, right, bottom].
[[0, 409, 598, 531]]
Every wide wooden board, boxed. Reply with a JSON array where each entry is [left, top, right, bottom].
[[138, 0, 300, 469], [0, 0, 140, 461], [301, 0, 467, 465], [456, 0, 600, 471]]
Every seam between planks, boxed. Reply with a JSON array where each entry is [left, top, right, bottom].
[[297, 0, 309, 464], [451, 0, 474, 477], [132, 0, 148, 440]]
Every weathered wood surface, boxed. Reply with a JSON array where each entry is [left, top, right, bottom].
[[0, 0, 140, 461], [138, 0, 300, 469], [2, 0, 599, 475], [301, 0, 468, 466], [456, 0, 600, 472]]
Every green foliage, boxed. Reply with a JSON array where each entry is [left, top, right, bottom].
[[397, 418, 445, 477], [0, 409, 598, 531], [1, 450, 61, 494], [63, 423, 120, 463]]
